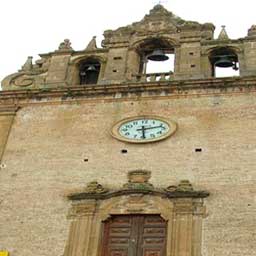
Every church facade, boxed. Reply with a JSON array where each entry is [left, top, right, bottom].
[[0, 5, 255, 256]]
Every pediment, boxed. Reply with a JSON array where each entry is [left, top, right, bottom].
[[103, 5, 183, 39], [102, 5, 212, 47], [132, 4, 185, 34]]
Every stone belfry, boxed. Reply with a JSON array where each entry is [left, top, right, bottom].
[[0, 5, 255, 256]]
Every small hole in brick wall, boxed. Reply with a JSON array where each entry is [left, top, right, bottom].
[[195, 148, 202, 152], [113, 70, 117, 72], [121, 149, 128, 154], [248, 204, 251, 206], [191, 64, 196, 68], [84, 159, 89, 162], [189, 52, 194, 55], [114, 56, 122, 60], [130, 102, 134, 105]]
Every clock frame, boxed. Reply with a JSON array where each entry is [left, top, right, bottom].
[[111, 116, 177, 143]]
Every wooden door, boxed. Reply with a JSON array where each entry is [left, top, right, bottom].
[[102, 215, 167, 256]]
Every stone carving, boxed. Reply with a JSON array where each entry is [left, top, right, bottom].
[[166, 180, 194, 192], [68, 200, 97, 218], [143, 4, 185, 25], [35, 58, 47, 68], [57, 39, 73, 51], [19, 56, 49, 73], [165, 185, 177, 192], [128, 170, 151, 183], [173, 199, 194, 213], [248, 25, 256, 37], [12, 74, 34, 87], [109, 194, 155, 214], [123, 170, 153, 190], [21, 56, 33, 71], [1, 54, 49, 90], [218, 25, 230, 40], [6, 67, 47, 89], [176, 180, 194, 192], [84, 181, 108, 194], [102, 4, 214, 48], [68, 172, 209, 201], [85, 36, 97, 50], [66, 173, 209, 256]]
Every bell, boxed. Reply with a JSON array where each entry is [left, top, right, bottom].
[[86, 65, 97, 72], [214, 56, 234, 68], [147, 49, 169, 61]]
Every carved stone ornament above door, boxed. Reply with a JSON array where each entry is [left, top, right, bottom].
[[64, 170, 209, 256]]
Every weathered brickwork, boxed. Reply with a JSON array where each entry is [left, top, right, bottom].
[[0, 91, 255, 256]]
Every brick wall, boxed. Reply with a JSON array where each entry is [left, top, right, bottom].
[[0, 92, 255, 256]]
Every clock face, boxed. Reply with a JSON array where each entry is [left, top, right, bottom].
[[111, 116, 177, 143]]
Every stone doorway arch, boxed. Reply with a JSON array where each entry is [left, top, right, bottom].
[[64, 170, 209, 256]]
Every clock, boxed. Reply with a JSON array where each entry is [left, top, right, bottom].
[[111, 116, 177, 143]]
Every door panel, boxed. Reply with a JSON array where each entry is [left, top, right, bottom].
[[138, 216, 166, 256], [103, 216, 133, 256], [102, 215, 166, 256]]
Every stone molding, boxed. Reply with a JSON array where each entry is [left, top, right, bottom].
[[0, 106, 18, 162], [64, 171, 209, 256], [0, 106, 19, 116], [1, 76, 256, 106]]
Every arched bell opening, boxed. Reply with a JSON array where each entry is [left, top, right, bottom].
[[209, 47, 239, 78], [79, 58, 101, 85], [137, 38, 175, 81]]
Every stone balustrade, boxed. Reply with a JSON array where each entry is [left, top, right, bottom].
[[133, 72, 173, 82]]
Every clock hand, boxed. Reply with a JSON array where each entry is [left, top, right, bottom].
[[142, 126, 146, 139], [137, 126, 146, 138], [143, 125, 164, 130], [137, 125, 165, 131]]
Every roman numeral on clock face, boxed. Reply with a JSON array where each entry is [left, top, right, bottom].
[[111, 116, 177, 143], [119, 119, 170, 141]]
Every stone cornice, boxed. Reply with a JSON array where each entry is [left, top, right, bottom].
[[0, 106, 19, 116], [68, 174, 209, 201], [39, 48, 108, 58], [68, 189, 210, 201], [0, 76, 256, 105]]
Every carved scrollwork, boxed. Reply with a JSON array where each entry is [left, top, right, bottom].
[[67, 171, 209, 201], [11, 73, 34, 87], [84, 181, 109, 194], [2, 68, 47, 89]]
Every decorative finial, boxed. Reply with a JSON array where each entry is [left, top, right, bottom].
[[176, 180, 194, 192], [57, 39, 73, 51], [123, 170, 153, 190], [247, 25, 256, 37], [21, 56, 33, 71], [218, 25, 229, 40], [153, 0, 168, 6], [85, 36, 97, 50], [84, 181, 108, 194], [165, 180, 194, 193]]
